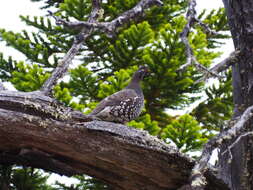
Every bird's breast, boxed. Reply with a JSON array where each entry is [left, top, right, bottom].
[[110, 96, 144, 123]]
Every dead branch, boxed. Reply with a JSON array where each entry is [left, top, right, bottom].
[[41, 0, 163, 96], [195, 50, 240, 83], [40, 40, 83, 96], [179, 0, 197, 70], [222, 131, 253, 163], [194, 18, 220, 36], [41, 0, 102, 96], [179, 0, 222, 80], [50, 0, 163, 37], [189, 105, 253, 190]]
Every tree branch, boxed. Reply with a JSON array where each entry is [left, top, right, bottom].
[[189, 105, 253, 190], [41, 0, 163, 96], [195, 50, 240, 83], [0, 90, 229, 190], [194, 18, 220, 36], [49, 0, 163, 37], [41, 0, 102, 96], [221, 131, 253, 162], [40, 40, 83, 96], [179, 0, 222, 80]]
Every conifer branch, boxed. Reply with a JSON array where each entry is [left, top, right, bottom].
[[41, 0, 163, 95], [179, 0, 222, 80], [195, 50, 240, 83], [189, 105, 253, 190]]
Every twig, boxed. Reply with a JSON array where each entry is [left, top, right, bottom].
[[222, 131, 253, 163], [190, 105, 253, 190], [179, 0, 222, 80], [194, 18, 220, 36], [41, 0, 163, 96], [110, 0, 163, 29], [195, 50, 240, 83]]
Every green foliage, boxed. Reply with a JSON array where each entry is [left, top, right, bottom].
[[59, 65, 99, 106], [97, 67, 135, 98], [0, 166, 54, 190], [54, 85, 85, 111], [192, 72, 233, 131], [198, 8, 230, 48], [161, 114, 208, 153], [129, 113, 161, 135], [11, 62, 50, 91], [0, 53, 16, 80], [60, 0, 91, 21], [0, 0, 232, 189], [0, 28, 60, 67], [54, 175, 109, 190], [11, 168, 53, 190]]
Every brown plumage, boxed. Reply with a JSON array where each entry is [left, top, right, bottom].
[[89, 66, 149, 123]]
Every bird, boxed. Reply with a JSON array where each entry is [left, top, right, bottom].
[[89, 66, 149, 124]]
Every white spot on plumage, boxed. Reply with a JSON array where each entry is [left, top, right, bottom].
[[114, 111, 118, 116]]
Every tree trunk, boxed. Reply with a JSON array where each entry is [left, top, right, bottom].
[[219, 1, 253, 189], [1, 183, 10, 190]]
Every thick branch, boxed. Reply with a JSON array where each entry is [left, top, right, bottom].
[[109, 0, 163, 30], [0, 90, 228, 190]]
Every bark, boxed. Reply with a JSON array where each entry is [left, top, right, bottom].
[[219, 1, 253, 189], [0, 90, 227, 190]]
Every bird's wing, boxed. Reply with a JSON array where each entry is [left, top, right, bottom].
[[90, 89, 138, 115]]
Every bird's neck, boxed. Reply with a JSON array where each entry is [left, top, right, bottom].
[[125, 78, 143, 95]]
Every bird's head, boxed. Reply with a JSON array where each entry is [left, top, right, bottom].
[[133, 65, 150, 81]]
